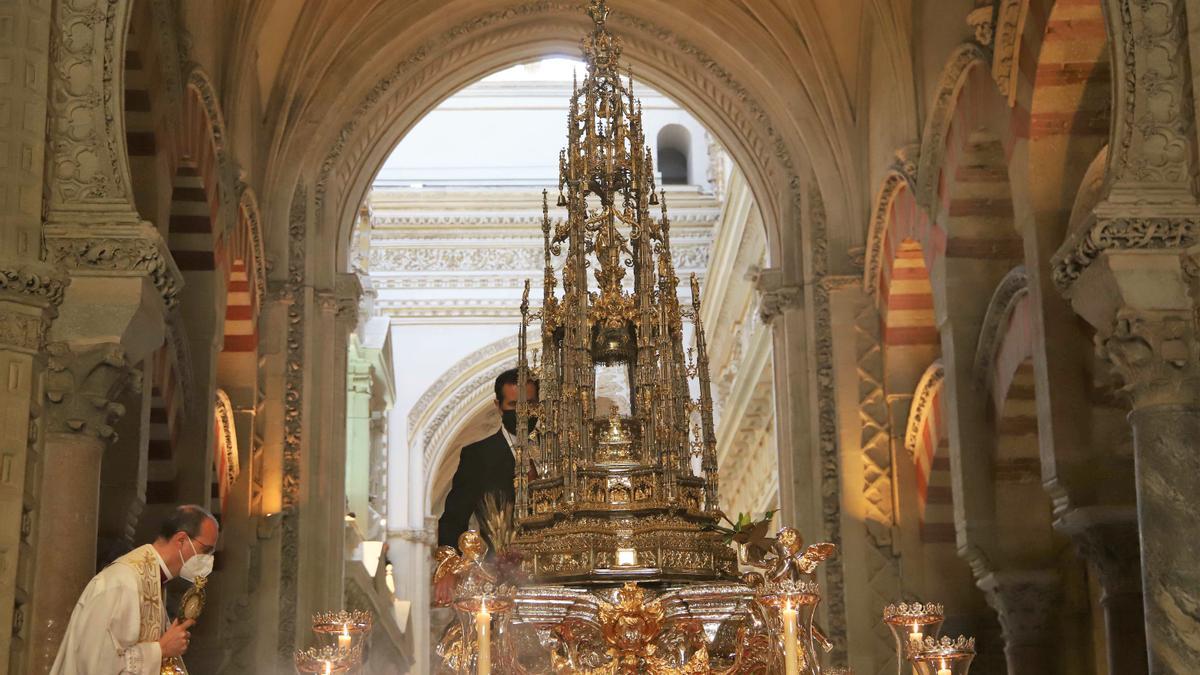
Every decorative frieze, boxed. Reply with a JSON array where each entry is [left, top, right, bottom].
[[0, 262, 68, 307], [1052, 217, 1200, 292], [43, 223, 183, 309]]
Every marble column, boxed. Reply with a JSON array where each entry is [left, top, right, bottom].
[[28, 343, 138, 673], [1057, 250, 1200, 672], [1058, 506, 1146, 674], [977, 569, 1061, 675]]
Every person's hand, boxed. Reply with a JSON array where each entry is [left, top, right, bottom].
[[158, 618, 195, 659], [434, 573, 456, 607]]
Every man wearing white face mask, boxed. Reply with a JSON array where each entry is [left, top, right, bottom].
[[51, 504, 219, 674]]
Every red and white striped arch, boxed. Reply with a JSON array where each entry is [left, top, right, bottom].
[[905, 361, 952, 543]]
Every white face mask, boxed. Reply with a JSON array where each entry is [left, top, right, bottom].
[[179, 535, 214, 582]]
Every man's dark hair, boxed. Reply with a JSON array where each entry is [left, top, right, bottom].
[[157, 504, 215, 541], [494, 368, 538, 402]]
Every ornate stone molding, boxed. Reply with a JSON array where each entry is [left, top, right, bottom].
[[44, 342, 138, 439], [967, 6, 995, 46], [279, 184, 307, 661], [808, 184, 847, 660], [1096, 308, 1200, 408], [973, 266, 1030, 390], [1052, 217, 1200, 292], [368, 242, 710, 273], [916, 43, 989, 210], [991, 0, 1025, 105], [43, 223, 184, 309], [46, 0, 133, 211], [1105, 0, 1195, 188], [754, 268, 802, 324], [905, 360, 946, 455], [237, 187, 269, 308], [1057, 506, 1142, 602], [863, 145, 920, 296], [977, 569, 1062, 648], [0, 309, 47, 353], [0, 262, 69, 307]]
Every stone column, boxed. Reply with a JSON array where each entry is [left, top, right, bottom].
[[1059, 506, 1146, 674], [1055, 252, 1200, 672], [977, 570, 1061, 674], [28, 344, 138, 673]]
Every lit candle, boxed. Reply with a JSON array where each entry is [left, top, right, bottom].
[[338, 623, 352, 651], [322, 661, 332, 675], [475, 598, 492, 675], [908, 625, 924, 653], [937, 660, 952, 675], [781, 601, 799, 675]]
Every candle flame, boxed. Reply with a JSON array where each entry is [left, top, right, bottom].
[[342, 623, 350, 638]]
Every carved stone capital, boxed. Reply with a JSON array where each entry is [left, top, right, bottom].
[[44, 342, 139, 440], [1097, 308, 1200, 408], [754, 268, 802, 323], [44, 222, 183, 310], [977, 569, 1062, 648], [1057, 506, 1142, 603]]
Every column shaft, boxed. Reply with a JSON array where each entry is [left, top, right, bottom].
[[1129, 405, 1200, 671], [27, 433, 105, 674]]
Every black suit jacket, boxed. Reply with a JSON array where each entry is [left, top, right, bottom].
[[437, 429, 515, 549]]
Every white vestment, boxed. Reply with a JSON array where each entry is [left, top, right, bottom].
[[50, 544, 168, 675]]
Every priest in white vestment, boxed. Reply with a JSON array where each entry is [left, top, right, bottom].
[[50, 505, 219, 675]]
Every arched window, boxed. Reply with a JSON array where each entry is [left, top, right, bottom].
[[657, 124, 691, 185]]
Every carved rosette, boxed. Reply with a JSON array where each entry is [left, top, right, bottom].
[[43, 224, 184, 309], [44, 342, 138, 440], [1096, 308, 1200, 409]]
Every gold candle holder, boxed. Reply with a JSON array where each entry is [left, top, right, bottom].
[[293, 644, 360, 674], [910, 636, 974, 675], [883, 601, 944, 671]]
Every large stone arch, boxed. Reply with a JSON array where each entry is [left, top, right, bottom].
[[265, 0, 858, 287]]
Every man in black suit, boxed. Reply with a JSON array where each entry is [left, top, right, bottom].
[[436, 367, 539, 551]]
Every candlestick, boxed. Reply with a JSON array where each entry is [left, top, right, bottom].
[[337, 624, 352, 651], [782, 602, 799, 675], [475, 599, 492, 675]]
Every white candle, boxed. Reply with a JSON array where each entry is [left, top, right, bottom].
[[782, 602, 799, 675], [937, 660, 951, 675], [908, 625, 924, 653], [338, 624, 352, 651], [475, 599, 492, 675], [322, 661, 332, 675]]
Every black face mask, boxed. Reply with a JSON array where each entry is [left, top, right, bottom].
[[501, 410, 537, 436]]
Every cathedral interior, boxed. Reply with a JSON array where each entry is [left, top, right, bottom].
[[1, 0, 1198, 673]]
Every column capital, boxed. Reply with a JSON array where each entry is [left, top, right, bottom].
[[753, 267, 802, 323], [0, 260, 69, 353], [44, 342, 139, 440], [977, 569, 1061, 648], [1097, 307, 1200, 408], [1057, 506, 1142, 603]]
